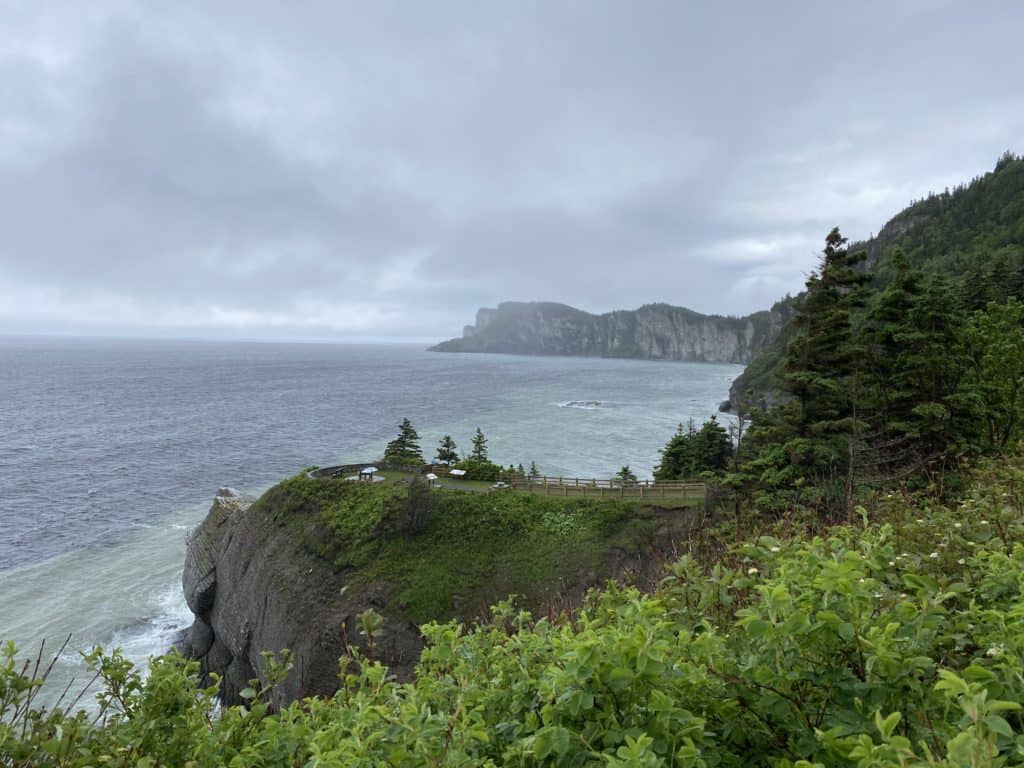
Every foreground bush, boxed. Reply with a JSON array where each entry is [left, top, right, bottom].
[[4, 454, 1024, 766]]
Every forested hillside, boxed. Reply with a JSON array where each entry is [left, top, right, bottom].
[[730, 152, 1024, 404]]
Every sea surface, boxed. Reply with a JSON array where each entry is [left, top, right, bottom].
[[0, 336, 740, 705]]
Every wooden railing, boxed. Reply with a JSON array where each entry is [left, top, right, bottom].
[[509, 475, 704, 503]]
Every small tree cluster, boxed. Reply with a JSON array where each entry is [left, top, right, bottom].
[[654, 416, 732, 481]]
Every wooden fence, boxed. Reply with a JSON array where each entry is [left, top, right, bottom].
[[509, 475, 705, 504]]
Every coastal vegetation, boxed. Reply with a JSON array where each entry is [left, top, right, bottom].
[[4, 153, 1024, 765], [5, 451, 1024, 765]]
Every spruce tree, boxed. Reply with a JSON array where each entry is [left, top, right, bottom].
[[695, 416, 732, 473], [654, 417, 731, 480], [470, 427, 489, 461], [958, 299, 1024, 452], [528, 461, 540, 479], [775, 227, 869, 512], [860, 259, 965, 475], [435, 435, 458, 465], [614, 465, 638, 486], [654, 422, 696, 481], [383, 418, 423, 464]]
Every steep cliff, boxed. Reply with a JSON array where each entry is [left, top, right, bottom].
[[432, 301, 792, 365], [179, 486, 420, 708], [181, 474, 705, 708]]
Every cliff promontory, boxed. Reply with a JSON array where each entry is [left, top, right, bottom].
[[431, 301, 792, 364], [181, 473, 705, 707]]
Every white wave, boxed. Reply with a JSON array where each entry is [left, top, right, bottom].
[[109, 581, 193, 667], [558, 400, 605, 410]]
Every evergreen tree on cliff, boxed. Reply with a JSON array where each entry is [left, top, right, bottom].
[[383, 418, 423, 465], [859, 253, 965, 474], [435, 435, 458, 465], [470, 427, 489, 461], [654, 417, 732, 481], [757, 227, 869, 513]]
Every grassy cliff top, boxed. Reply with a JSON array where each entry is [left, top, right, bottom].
[[252, 471, 699, 624]]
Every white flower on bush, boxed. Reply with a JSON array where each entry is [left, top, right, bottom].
[[929, 552, 939, 558], [747, 567, 759, 575]]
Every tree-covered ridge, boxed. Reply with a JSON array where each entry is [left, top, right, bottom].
[[869, 151, 1024, 300], [714, 194, 1024, 518], [5, 451, 1024, 766], [731, 152, 1024, 403]]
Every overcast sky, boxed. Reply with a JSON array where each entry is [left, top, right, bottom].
[[1, 2, 1021, 341]]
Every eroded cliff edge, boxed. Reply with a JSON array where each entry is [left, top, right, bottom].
[[181, 477, 706, 708], [180, 486, 425, 709]]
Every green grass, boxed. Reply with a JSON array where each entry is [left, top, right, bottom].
[[361, 489, 647, 623], [253, 471, 689, 625]]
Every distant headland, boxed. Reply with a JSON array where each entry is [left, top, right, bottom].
[[430, 300, 793, 365]]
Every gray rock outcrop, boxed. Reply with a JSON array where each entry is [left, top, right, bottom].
[[180, 487, 423, 708]]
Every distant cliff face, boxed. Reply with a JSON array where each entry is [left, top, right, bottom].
[[433, 301, 792, 365]]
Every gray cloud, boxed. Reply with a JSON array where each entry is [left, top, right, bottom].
[[1, 1, 1022, 339]]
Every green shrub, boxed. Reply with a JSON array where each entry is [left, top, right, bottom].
[[451, 458, 503, 481]]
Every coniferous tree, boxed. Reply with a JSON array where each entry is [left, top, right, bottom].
[[655, 422, 696, 481], [528, 461, 540, 479], [654, 417, 732, 481], [859, 256, 964, 477], [383, 418, 423, 464], [769, 227, 870, 513], [958, 299, 1024, 452], [470, 428, 489, 461], [898, 273, 965, 455], [435, 435, 458, 466], [614, 465, 638, 486], [695, 416, 732, 473]]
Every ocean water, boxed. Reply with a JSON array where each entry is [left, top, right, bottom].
[[0, 337, 740, 704]]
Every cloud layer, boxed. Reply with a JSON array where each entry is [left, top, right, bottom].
[[2, 1, 1022, 339]]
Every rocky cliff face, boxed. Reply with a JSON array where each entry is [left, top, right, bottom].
[[180, 487, 423, 709], [181, 481, 706, 707], [433, 301, 791, 365]]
